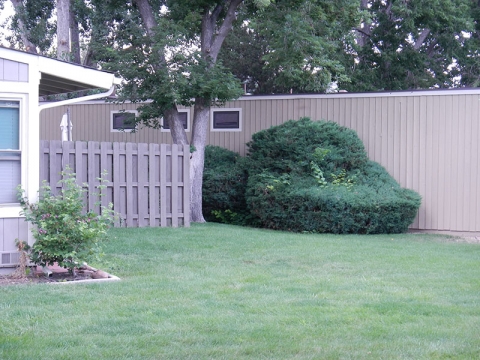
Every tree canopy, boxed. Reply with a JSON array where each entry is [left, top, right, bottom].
[[336, 0, 480, 91], [219, 0, 360, 94]]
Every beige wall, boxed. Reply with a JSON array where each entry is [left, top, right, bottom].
[[39, 90, 480, 232]]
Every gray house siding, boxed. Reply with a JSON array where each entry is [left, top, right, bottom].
[[0, 218, 28, 272], [0, 58, 29, 82]]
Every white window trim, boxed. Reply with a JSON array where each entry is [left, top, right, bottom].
[[210, 108, 242, 132], [0, 94, 26, 217], [161, 109, 190, 132], [110, 110, 138, 133]]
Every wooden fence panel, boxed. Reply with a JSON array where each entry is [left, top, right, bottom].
[[40, 140, 190, 228]]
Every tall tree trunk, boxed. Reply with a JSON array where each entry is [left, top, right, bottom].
[[70, 4, 81, 64], [188, 0, 243, 221], [10, 0, 37, 53], [57, 0, 70, 60], [132, 0, 243, 222], [190, 100, 210, 223]]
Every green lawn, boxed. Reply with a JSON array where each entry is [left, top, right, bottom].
[[1, 224, 479, 359]]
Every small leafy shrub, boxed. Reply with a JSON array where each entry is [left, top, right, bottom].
[[202, 145, 249, 224], [18, 168, 116, 273], [245, 118, 421, 234]]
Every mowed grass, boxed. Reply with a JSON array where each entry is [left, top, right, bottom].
[[1, 224, 479, 359]]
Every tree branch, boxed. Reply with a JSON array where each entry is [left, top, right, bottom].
[[355, 27, 371, 38], [413, 28, 430, 51], [9, 0, 37, 53], [132, 0, 167, 66], [426, 40, 438, 58], [209, 0, 243, 61], [133, 0, 157, 37]]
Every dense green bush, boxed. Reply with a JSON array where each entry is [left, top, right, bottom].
[[246, 117, 369, 177], [202, 118, 421, 233], [245, 118, 421, 234], [202, 145, 249, 224], [246, 167, 420, 234]]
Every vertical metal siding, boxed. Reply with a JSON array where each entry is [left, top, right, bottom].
[[39, 93, 480, 232]]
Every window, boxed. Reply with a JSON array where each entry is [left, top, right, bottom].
[[110, 110, 137, 132], [0, 100, 21, 204], [211, 108, 242, 132], [161, 110, 190, 132]]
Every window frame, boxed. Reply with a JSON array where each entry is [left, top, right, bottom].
[[161, 109, 190, 132], [0, 96, 23, 208], [110, 110, 138, 133], [210, 108, 242, 132]]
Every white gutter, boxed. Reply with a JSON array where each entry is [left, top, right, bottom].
[[38, 85, 116, 112]]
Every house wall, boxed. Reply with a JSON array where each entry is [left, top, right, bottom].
[[39, 90, 480, 233], [0, 218, 29, 273], [0, 58, 29, 82], [0, 56, 35, 273]]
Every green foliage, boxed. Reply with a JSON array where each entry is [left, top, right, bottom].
[[219, 0, 361, 94], [245, 118, 421, 234], [339, 0, 478, 91], [247, 118, 369, 176], [202, 119, 420, 233], [202, 146, 249, 225], [5, 0, 56, 53], [89, 1, 243, 131], [17, 168, 116, 273]]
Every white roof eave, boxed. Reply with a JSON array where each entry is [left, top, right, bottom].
[[37, 56, 119, 91]]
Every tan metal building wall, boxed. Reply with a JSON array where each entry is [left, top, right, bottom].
[[39, 90, 480, 232]]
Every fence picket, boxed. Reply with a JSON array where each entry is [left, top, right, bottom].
[[112, 142, 121, 226], [160, 144, 168, 227], [148, 143, 156, 227], [40, 140, 189, 228]]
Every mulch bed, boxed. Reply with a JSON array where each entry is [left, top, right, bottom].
[[0, 265, 112, 287]]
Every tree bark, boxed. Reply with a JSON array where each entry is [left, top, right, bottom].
[[70, 4, 81, 64], [190, 100, 210, 223], [188, 0, 243, 222], [9, 0, 38, 53], [355, 0, 371, 48], [165, 106, 189, 145], [413, 28, 430, 51], [57, 0, 70, 60]]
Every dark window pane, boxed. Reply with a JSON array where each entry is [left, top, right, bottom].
[[163, 112, 188, 130], [213, 111, 239, 129], [113, 112, 136, 130]]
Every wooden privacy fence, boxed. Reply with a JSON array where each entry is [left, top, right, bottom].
[[40, 140, 190, 227]]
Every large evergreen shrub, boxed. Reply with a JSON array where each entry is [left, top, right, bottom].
[[245, 118, 421, 234], [202, 145, 249, 224]]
